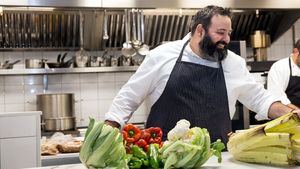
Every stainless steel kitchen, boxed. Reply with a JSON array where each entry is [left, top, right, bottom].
[[0, 0, 300, 169]]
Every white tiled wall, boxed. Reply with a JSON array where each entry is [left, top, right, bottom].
[[267, 19, 299, 61], [295, 19, 300, 43], [0, 50, 148, 127], [1, 18, 300, 127]]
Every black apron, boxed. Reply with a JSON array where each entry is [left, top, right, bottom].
[[285, 58, 300, 107], [145, 40, 232, 145]]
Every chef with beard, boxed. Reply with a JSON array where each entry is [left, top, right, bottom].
[[105, 5, 299, 144], [268, 39, 300, 110]]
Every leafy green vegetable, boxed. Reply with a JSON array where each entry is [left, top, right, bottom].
[[211, 139, 225, 163], [79, 118, 128, 169], [161, 119, 225, 169], [148, 144, 160, 169]]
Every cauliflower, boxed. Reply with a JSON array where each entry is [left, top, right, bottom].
[[167, 119, 190, 141]]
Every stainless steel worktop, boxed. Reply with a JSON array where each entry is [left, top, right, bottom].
[[27, 152, 298, 169]]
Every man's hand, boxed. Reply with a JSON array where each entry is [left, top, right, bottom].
[[287, 103, 299, 110], [268, 101, 300, 119], [105, 120, 121, 128], [292, 109, 300, 118], [286, 103, 300, 118]]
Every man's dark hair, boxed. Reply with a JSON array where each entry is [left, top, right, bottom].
[[294, 39, 300, 51], [190, 5, 231, 35]]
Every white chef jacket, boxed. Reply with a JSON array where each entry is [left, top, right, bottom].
[[267, 56, 300, 105], [105, 34, 277, 127]]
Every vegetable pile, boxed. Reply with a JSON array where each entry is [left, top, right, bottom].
[[123, 124, 163, 152], [122, 124, 163, 168], [79, 118, 225, 169]]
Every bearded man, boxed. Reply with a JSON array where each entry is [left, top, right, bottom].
[[268, 39, 300, 110], [105, 5, 300, 145]]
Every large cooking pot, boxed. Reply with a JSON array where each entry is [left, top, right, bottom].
[[25, 59, 47, 69], [44, 117, 76, 131], [37, 93, 75, 131]]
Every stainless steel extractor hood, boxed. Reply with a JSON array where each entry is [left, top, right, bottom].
[[2, 0, 300, 9], [0, 0, 299, 51]]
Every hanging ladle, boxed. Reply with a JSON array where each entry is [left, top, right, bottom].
[[75, 11, 90, 67], [121, 9, 136, 58], [137, 9, 149, 56], [103, 10, 109, 40], [131, 9, 141, 48]]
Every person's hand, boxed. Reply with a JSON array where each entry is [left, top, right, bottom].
[[105, 120, 120, 128], [291, 109, 300, 118], [287, 103, 299, 110]]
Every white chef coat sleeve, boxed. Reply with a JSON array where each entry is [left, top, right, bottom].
[[237, 60, 277, 120], [105, 51, 160, 128], [267, 59, 291, 105]]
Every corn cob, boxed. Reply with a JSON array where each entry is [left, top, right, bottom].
[[79, 119, 128, 169], [227, 112, 300, 166]]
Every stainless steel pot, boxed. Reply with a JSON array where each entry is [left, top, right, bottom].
[[37, 93, 75, 131], [25, 59, 47, 69], [44, 117, 75, 131]]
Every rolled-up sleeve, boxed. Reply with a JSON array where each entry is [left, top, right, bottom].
[[237, 61, 278, 120], [105, 51, 160, 128]]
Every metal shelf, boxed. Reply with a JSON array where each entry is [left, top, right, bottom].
[[0, 66, 139, 75]]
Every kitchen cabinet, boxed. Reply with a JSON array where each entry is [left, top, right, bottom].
[[0, 111, 41, 169], [0, 137, 38, 169]]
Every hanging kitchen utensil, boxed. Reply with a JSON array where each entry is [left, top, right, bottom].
[[103, 10, 109, 41], [131, 9, 141, 48], [16, 13, 21, 47], [72, 14, 77, 47], [61, 14, 65, 47], [48, 14, 53, 47], [10, 13, 16, 48], [21, 13, 26, 47], [75, 11, 90, 68], [137, 9, 150, 56], [0, 15, 3, 47], [4, 13, 9, 47], [121, 9, 136, 58], [30, 13, 35, 47], [42, 14, 47, 47], [55, 14, 60, 47], [108, 13, 114, 48], [66, 14, 71, 47], [120, 14, 125, 47], [36, 14, 41, 47], [114, 14, 120, 48]]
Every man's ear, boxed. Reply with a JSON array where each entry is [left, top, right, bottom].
[[196, 24, 205, 39], [293, 48, 299, 55]]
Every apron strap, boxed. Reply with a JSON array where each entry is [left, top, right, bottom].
[[177, 39, 190, 62], [288, 57, 292, 77]]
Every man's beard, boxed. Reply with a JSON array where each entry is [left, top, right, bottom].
[[199, 34, 228, 62]]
